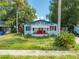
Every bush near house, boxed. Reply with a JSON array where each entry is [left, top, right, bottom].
[[54, 32, 76, 50]]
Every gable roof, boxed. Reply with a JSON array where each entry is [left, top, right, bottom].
[[32, 19, 51, 23]]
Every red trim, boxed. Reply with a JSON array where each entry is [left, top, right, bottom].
[[33, 29, 48, 34], [50, 26, 54, 30]]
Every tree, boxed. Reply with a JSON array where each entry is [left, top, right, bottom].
[[0, 0, 9, 20], [48, 0, 79, 27], [5, 0, 37, 24], [0, 0, 37, 33]]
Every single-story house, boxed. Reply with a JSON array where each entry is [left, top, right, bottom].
[[0, 21, 11, 35], [24, 19, 58, 36]]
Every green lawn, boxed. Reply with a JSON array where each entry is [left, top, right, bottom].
[[0, 34, 79, 50], [0, 34, 54, 50], [0, 55, 79, 59]]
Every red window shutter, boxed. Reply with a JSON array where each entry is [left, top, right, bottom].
[[50, 26, 54, 30]]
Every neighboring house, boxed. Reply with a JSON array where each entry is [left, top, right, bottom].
[[0, 20, 11, 34], [74, 24, 79, 35], [24, 19, 58, 36]]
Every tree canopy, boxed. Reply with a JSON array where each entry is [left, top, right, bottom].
[[48, 0, 79, 26], [0, 0, 37, 26]]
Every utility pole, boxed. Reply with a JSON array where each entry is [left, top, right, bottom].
[[16, 7, 19, 34], [58, 0, 61, 34]]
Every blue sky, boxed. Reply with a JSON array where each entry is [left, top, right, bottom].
[[27, 0, 50, 19]]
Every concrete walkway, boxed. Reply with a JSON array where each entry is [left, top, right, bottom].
[[0, 50, 79, 56]]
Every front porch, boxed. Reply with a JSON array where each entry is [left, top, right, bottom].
[[31, 27, 49, 36]]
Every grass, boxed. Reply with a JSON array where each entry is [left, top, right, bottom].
[[0, 55, 79, 59], [0, 33, 79, 50], [0, 34, 54, 50], [74, 44, 79, 50]]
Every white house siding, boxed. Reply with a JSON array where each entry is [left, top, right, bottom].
[[32, 34, 48, 36], [24, 25, 31, 35], [49, 24, 58, 35], [24, 20, 58, 36]]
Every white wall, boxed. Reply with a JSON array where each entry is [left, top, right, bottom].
[[24, 25, 31, 35], [24, 24, 58, 36]]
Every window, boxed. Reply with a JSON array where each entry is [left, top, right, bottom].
[[0, 27, 3, 31], [54, 26, 56, 31], [33, 28, 35, 31], [26, 26, 30, 31], [50, 26, 57, 31]]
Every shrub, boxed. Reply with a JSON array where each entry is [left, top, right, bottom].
[[11, 28, 16, 33], [54, 32, 76, 50]]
